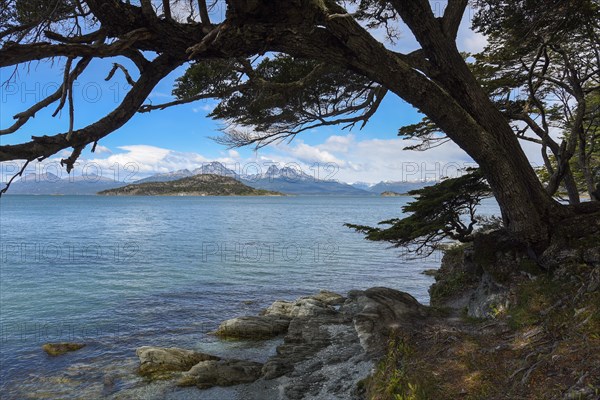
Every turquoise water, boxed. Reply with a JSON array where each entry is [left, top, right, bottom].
[[0, 195, 499, 398]]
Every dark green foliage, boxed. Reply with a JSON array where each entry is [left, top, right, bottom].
[[398, 117, 449, 151], [174, 55, 384, 147], [346, 170, 492, 256], [173, 59, 240, 100], [472, 0, 598, 46], [14, 0, 76, 24]]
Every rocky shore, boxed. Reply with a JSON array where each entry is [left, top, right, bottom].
[[132, 228, 600, 399], [134, 288, 429, 399]]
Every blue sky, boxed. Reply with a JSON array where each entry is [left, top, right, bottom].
[[0, 6, 546, 184]]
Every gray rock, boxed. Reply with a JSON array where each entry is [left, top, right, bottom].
[[262, 298, 336, 318], [177, 359, 264, 388], [262, 300, 295, 317], [290, 298, 337, 317], [215, 315, 291, 339], [352, 287, 427, 356], [136, 346, 220, 379], [307, 290, 345, 306]]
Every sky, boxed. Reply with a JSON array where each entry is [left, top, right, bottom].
[[0, 3, 547, 185]]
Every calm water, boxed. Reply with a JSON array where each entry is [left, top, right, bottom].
[[0, 195, 499, 398]]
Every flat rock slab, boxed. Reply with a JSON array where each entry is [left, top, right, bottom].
[[262, 298, 337, 319], [215, 315, 291, 339], [136, 346, 221, 379], [42, 343, 85, 356]]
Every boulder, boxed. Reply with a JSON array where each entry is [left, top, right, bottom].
[[263, 298, 336, 319], [351, 287, 427, 356], [42, 342, 85, 356], [215, 315, 290, 339], [177, 359, 264, 388], [136, 346, 220, 379], [262, 300, 295, 317], [290, 298, 336, 317], [307, 290, 345, 306]]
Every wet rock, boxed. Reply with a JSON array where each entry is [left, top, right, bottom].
[[177, 359, 264, 388], [42, 342, 85, 356], [136, 346, 220, 379], [215, 315, 291, 339]]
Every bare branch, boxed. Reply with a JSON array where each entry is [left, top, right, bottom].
[[0, 160, 31, 197], [0, 29, 152, 67], [105, 63, 137, 86], [0, 54, 184, 163], [198, 0, 211, 26], [0, 57, 91, 136]]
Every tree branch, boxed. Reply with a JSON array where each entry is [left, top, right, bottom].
[[0, 29, 152, 67], [0, 57, 91, 136], [442, 0, 468, 39], [0, 54, 184, 163]]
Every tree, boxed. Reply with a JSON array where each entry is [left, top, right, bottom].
[[346, 169, 492, 257], [1, 0, 598, 246], [403, 0, 600, 204], [537, 91, 600, 199]]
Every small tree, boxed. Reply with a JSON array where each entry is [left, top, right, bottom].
[[346, 170, 492, 257]]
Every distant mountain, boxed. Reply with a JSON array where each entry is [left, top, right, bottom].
[[137, 163, 373, 196], [5, 173, 125, 195], [349, 182, 374, 191], [241, 165, 373, 196], [133, 169, 194, 184], [6, 162, 417, 196], [192, 161, 239, 178], [133, 162, 238, 184], [98, 174, 281, 196], [367, 181, 433, 195]]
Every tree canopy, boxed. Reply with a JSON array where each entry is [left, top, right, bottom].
[[1, 0, 599, 246], [347, 169, 492, 256]]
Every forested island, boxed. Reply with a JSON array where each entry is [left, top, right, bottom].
[[380, 191, 403, 197], [98, 174, 282, 196]]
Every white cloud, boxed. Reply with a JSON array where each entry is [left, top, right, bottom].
[[1, 129, 554, 185], [320, 136, 474, 183], [319, 135, 355, 153], [459, 30, 488, 53], [192, 102, 217, 113], [93, 145, 112, 155], [277, 140, 347, 166], [148, 91, 173, 99]]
